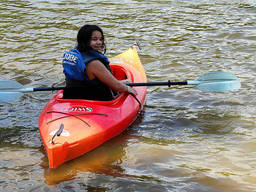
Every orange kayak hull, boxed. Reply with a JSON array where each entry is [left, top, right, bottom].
[[38, 46, 147, 169]]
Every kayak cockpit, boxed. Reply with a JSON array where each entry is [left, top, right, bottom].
[[55, 64, 133, 105]]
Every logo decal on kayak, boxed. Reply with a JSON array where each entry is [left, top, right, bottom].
[[62, 106, 93, 112], [50, 130, 70, 137]]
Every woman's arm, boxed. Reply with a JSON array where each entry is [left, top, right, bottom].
[[86, 60, 137, 95]]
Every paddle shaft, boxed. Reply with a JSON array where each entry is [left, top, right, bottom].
[[33, 87, 65, 92], [127, 81, 188, 87], [30, 81, 189, 92]]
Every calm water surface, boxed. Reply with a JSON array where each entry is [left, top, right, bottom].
[[0, 0, 256, 191]]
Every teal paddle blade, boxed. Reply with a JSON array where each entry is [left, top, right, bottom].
[[0, 80, 24, 102], [0, 80, 24, 90], [195, 72, 241, 92], [0, 92, 23, 102]]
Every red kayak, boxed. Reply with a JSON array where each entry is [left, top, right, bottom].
[[38, 46, 147, 169]]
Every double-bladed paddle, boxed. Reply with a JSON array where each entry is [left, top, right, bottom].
[[0, 72, 240, 102]]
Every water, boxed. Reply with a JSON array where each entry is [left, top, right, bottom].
[[0, 0, 256, 191]]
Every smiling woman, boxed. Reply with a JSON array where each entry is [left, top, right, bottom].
[[90, 31, 104, 53]]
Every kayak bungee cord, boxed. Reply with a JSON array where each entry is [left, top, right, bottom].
[[129, 93, 143, 114], [46, 111, 108, 126]]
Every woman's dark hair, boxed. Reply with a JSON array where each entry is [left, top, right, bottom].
[[77, 25, 106, 53]]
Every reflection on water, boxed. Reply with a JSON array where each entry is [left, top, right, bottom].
[[0, 0, 256, 191]]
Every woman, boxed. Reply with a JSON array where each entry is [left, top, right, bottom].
[[62, 24, 137, 100]]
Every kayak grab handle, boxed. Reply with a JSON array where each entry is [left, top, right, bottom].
[[51, 123, 64, 144]]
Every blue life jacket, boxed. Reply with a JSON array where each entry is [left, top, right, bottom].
[[62, 48, 110, 81], [62, 48, 88, 81]]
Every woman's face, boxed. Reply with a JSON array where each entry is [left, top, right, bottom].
[[90, 30, 103, 52]]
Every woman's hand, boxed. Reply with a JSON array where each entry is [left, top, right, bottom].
[[120, 79, 132, 84], [126, 85, 137, 95], [120, 79, 137, 95]]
